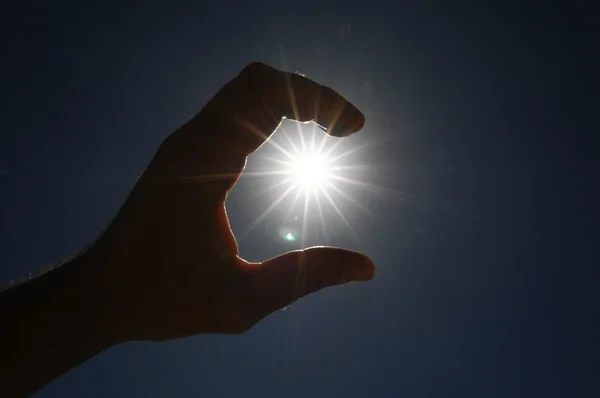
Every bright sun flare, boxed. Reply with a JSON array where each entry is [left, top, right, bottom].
[[234, 115, 479, 248], [289, 152, 332, 190], [236, 121, 374, 247]]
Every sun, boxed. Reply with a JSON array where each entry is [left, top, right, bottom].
[[234, 120, 372, 246], [288, 151, 332, 191], [234, 119, 481, 247]]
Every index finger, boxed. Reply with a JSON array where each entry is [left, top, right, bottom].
[[200, 62, 366, 156]]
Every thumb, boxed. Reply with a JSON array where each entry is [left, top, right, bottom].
[[245, 247, 375, 317]]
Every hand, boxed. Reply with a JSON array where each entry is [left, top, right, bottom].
[[83, 62, 375, 343]]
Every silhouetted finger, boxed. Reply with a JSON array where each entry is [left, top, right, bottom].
[[244, 246, 375, 317], [201, 62, 366, 156], [144, 63, 365, 192]]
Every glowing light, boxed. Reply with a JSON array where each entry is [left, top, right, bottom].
[[289, 152, 331, 190], [231, 97, 480, 250], [259, 122, 364, 245], [236, 121, 374, 247]]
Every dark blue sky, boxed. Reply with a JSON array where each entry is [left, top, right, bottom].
[[1, 2, 598, 397]]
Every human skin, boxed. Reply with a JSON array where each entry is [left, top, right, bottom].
[[0, 62, 375, 397]]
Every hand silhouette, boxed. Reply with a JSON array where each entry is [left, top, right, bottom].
[[82, 62, 375, 343]]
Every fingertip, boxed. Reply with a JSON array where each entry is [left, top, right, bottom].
[[324, 102, 366, 138], [303, 246, 375, 283], [344, 253, 375, 282]]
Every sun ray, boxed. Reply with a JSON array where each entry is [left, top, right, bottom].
[[283, 69, 300, 122], [321, 186, 362, 245], [329, 165, 376, 172], [309, 124, 317, 153], [238, 185, 296, 242], [330, 175, 482, 222], [297, 122, 308, 153], [170, 170, 289, 183], [169, 173, 240, 182], [240, 170, 290, 178], [261, 176, 296, 194], [323, 135, 346, 156], [301, 189, 311, 246], [230, 112, 298, 160], [316, 131, 331, 155], [279, 125, 303, 155], [327, 142, 371, 163], [314, 190, 328, 241], [326, 182, 372, 216], [311, 86, 323, 131], [284, 188, 304, 219], [231, 112, 269, 142], [283, 79, 310, 156], [322, 99, 346, 136], [263, 134, 297, 160], [255, 155, 298, 168], [330, 175, 405, 196]]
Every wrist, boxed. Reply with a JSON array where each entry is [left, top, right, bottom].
[[63, 244, 128, 347], [1, 250, 121, 396]]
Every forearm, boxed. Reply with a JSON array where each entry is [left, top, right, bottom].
[[0, 252, 118, 397]]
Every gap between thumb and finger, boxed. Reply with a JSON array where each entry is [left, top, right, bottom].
[[245, 247, 375, 316]]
